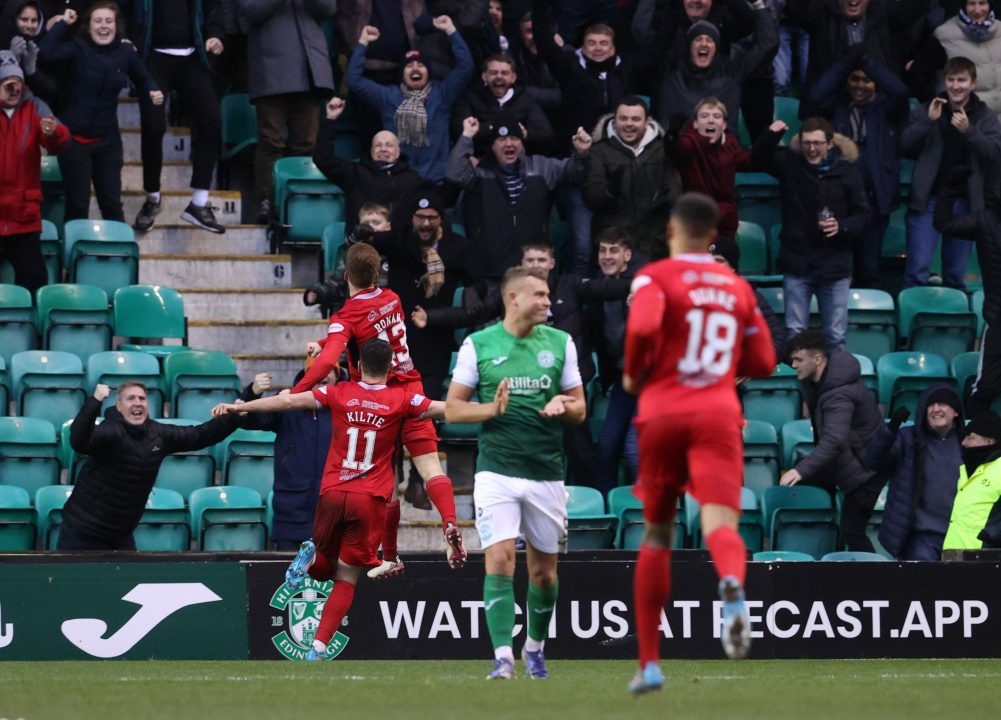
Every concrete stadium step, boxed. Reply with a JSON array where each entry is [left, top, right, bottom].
[[232, 353, 312, 386], [121, 127, 191, 163], [399, 520, 479, 554], [117, 97, 140, 129], [90, 190, 241, 226], [177, 288, 320, 321], [139, 252, 292, 289], [122, 161, 194, 192], [138, 224, 269, 255], [186, 319, 326, 355]]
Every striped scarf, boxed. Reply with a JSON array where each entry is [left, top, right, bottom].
[[500, 163, 525, 205], [395, 84, 432, 147]]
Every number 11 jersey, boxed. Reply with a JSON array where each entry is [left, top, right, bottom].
[[625, 254, 777, 422]]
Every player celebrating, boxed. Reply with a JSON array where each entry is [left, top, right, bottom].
[[293, 243, 466, 576], [212, 339, 452, 660], [446, 265, 586, 680], [623, 193, 777, 694]]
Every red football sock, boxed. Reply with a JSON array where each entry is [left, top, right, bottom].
[[634, 544, 672, 666], [308, 552, 333, 582], [382, 500, 401, 560], [425, 475, 457, 528], [316, 580, 355, 645], [705, 526, 747, 586]]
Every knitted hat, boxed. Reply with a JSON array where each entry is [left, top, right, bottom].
[[966, 411, 1001, 440], [0, 50, 24, 83], [403, 49, 425, 66], [687, 20, 720, 46], [926, 386, 962, 415], [412, 188, 444, 216], [489, 121, 525, 143]]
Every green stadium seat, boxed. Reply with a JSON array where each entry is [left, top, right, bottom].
[[63, 219, 139, 298], [40, 155, 66, 229], [0, 283, 37, 369], [0, 485, 36, 550], [735, 221, 768, 274], [189, 485, 267, 551], [845, 288, 897, 364], [780, 419, 815, 470], [321, 221, 347, 276], [607, 485, 643, 549], [272, 157, 346, 244], [736, 176, 781, 249], [565, 485, 617, 549], [85, 350, 165, 418], [163, 350, 242, 421], [0, 355, 7, 417], [134, 487, 190, 551], [589, 389, 610, 444], [114, 285, 190, 359], [876, 352, 953, 417], [761, 485, 838, 558], [35, 484, 73, 549], [773, 97, 802, 144], [742, 363, 803, 431], [686, 488, 763, 552], [898, 287, 977, 363], [952, 351, 981, 410], [0, 416, 60, 499], [820, 551, 889, 561], [971, 289, 985, 338], [10, 350, 86, 430], [154, 418, 216, 501], [334, 131, 363, 162], [219, 93, 258, 187], [853, 353, 878, 402], [35, 284, 112, 362], [753, 550, 814, 561], [59, 418, 90, 483], [218, 428, 276, 499], [742, 419, 780, 496]]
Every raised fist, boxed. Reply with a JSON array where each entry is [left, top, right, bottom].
[[462, 116, 480, 138], [572, 126, 592, 154], [326, 96, 346, 121], [359, 25, 380, 45], [432, 15, 456, 34]]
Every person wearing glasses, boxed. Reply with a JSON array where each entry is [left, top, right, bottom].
[[756, 115, 869, 351]]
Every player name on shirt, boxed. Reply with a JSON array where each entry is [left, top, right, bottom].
[[373, 311, 404, 335], [345, 411, 387, 427], [688, 287, 737, 311]]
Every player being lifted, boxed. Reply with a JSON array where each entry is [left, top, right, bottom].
[[212, 339, 452, 660], [446, 265, 586, 680], [293, 243, 466, 575], [623, 193, 777, 694]]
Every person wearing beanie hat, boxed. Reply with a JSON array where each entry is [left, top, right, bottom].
[[864, 383, 964, 560], [943, 409, 1001, 550], [0, 47, 69, 296], [347, 17, 473, 183], [687, 19, 721, 48]]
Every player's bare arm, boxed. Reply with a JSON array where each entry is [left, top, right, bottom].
[[538, 385, 586, 424], [211, 392, 317, 417], [445, 378, 509, 423], [422, 400, 448, 420]]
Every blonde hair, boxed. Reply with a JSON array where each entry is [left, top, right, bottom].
[[694, 97, 727, 119]]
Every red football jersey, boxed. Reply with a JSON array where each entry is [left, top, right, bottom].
[[293, 287, 421, 393], [625, 254, 776, 421], [312, 381, 432, 500]]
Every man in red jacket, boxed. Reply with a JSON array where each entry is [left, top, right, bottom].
[[0, 50, 69, 296]]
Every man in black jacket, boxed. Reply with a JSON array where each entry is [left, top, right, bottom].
[[58, 381, 242, 550], [313, 96, 427, 230], [781, 330, 886, 551]]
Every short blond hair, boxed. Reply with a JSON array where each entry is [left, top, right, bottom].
[[694, 97, 727, 119]]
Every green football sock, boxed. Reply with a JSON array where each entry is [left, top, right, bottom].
[[526, 578, 559, 643], [483, 574, 515, 652]]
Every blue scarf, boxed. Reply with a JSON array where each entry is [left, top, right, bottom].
[[958, 8, 996, 42]]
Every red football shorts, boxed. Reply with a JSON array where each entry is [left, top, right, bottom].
[[634, 411, 744, 524], [394, 377, 439, 456], [311, 489, 386, 568]]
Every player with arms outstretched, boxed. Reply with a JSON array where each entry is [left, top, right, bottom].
[[446, 265, 586, 680], [212, 339, 454, 660], [293, 243, 466, 576], [623, 193, 777, 694]]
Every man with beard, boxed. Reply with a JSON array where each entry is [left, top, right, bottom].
[[313, 95, 426, 229], [943, 410, 1001, 550], [347, 17, 473, 183], [450, 53, 553, 153]]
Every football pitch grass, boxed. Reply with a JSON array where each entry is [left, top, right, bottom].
[[3, 658, 1000, 720]]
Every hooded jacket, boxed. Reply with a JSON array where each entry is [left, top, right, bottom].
[[864, 383, 964, 558], [0, 89, 69, 236], [584, 113, 680, 260], [312, 118, 427, 229], [239, 372, 329, 544], [796, 349, 885, 493], [759, 129, 869, 280], [450, 81, 554, 153], [62, 396, 242, 543]]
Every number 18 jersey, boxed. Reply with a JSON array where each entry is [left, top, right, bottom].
[[625, 254, 776, 422]]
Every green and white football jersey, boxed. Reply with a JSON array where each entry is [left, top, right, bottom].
[[452, 322, 582, 480]]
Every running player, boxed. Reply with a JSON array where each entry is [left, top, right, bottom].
[[293, 243, 466, 576], [211, 339, 455, 660], [446, 265, 585, 680], [623, 193, 777, 693]]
